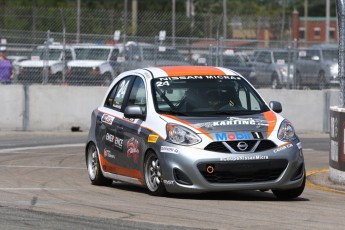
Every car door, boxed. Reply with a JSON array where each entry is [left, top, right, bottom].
[[97, 76, 134, 173], [304, 49, 320, 85], [121, 76, 147, 171]]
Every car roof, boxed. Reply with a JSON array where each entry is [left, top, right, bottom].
[[139, 66, 240, 79], [72, 44, 123, 49]]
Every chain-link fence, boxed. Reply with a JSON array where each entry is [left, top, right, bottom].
[[0, 6, 339, 89]]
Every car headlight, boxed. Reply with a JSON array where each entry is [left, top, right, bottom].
[[277, 119, 296, 142], [166, 124, 201, 146]]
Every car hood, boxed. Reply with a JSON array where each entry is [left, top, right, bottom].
[[68, 60, 107, 67], [19, 60, 61, 67], [160, 111, 279, 139]]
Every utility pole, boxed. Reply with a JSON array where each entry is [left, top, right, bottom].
[[132, 0, 137, 36], [325, 0, 330, 43], [304, 0, 308, 43], [223, 0, 227, 40], [172, 0, 176, 47], [77, 0, 80, 43]]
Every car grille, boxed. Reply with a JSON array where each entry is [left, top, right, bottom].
[[197, 159, 288, 183], [204, 140, 277, 153], [70, 67, 93, 74]]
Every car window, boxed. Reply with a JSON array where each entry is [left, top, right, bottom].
[[127, 77, 147, 114], [256, 52, 270, 63], [110, 49, 120, 62], [305, 49, 319, 60], [153, 76, 269, 115], [65, 49, 73, 61], [105, 76, 133, 110], [31, 48, 62, 60]]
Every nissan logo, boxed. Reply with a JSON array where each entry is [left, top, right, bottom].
[[237, 141, 248, 151]]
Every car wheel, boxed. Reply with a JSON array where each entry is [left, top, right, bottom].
[[318, 72, 327, 90], [86, 142, 113, 186], [144, 151, 167, 196], [272, 174, 305, 200], [271, 73, 281, 89]]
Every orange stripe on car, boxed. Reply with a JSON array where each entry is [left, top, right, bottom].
[[99, 153, 144, 185], [158, 66, 226, 76], [263, 111, 277, 138], [161, 114, 213, 141]]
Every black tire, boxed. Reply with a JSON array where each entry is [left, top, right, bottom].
[[318, 72, 327, 90], [86, 143, 113, 186], [144, 151, 167, 196], [272, 174, 306, 200]]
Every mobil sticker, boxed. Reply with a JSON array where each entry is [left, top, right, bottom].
[[213, 131, 253, 141]]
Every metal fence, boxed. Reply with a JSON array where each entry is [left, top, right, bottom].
[[0, 7, 339, 89]]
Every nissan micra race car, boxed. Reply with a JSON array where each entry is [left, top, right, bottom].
[[86, 66, 305, 199]]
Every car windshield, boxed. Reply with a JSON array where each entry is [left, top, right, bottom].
[[75, 48, 110, 60], [31, 48, 62, 60], [322, 49, 338, 61], [273, 51, 292, 63], [152, 75, 269, 116]]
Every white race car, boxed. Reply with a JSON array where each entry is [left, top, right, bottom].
[[86, 66, 305, 199]]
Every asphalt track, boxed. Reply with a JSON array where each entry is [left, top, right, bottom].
[[0, 131, 344, 230]]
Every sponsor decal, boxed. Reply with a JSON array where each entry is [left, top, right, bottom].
[[161, 146, 180, 154], [331, 117, 338, 138], [148, 134, 159, 143], [194, 117, 268, 129], [114, 136, 123, 150], [123, 116, 136, 122], [220, 155, 269, 161], [104, 148, 115, 159], [138, 126, 141, 134], [296, 142, 302, 150], [127, 137, 140, 163], [101, 114, 115, 125], [106, 133, 115, 143], [331, 140, 338, 162], [273, 143, 293, 153], [158, 76, 241, 81], [163, 180, 174, 185], [214, 131, 252, 141]]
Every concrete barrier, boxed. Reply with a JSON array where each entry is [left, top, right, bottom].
[[0, 85, 25, 131], [0, 85, 340, 132]]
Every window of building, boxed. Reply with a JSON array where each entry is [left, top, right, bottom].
[[329, 27, 336, 40], [314, 27, 321, 39], [299, 28, 305, 40]]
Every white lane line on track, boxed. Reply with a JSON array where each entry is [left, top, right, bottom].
[[0, 165, 85, 170], [0, 143, 85, 154], [0, 188, 76, 191]]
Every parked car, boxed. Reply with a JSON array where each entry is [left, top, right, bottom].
[[7, 55, 28, 80], [17, 43, 75, 84], [66, 44, 124, 85], [125, 41, 190, 70], [252, 49, 294, 89], [295, 44, 338, 89], [85, 65, 305, 199], [196, 53, 256, 84]]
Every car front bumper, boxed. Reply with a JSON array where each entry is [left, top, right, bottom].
[[157, 140, 304, 194]]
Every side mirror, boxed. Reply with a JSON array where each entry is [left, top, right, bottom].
[[269, 101, 282, 113], [124, 105, 146, 120]]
